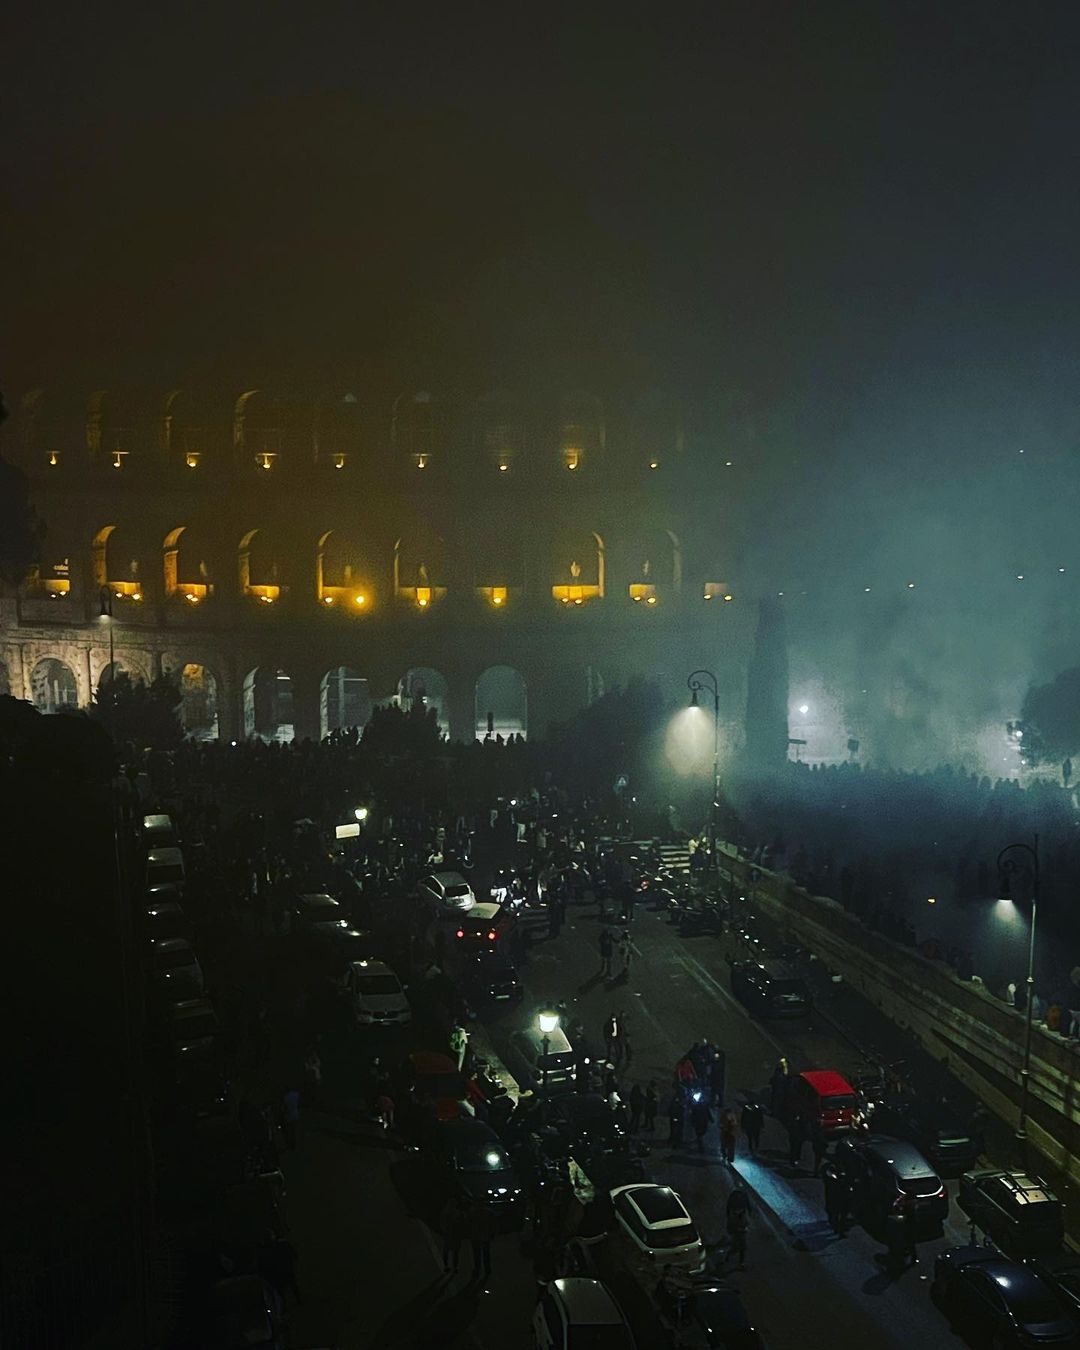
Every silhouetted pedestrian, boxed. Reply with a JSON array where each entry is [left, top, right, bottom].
[[741, 1099, 764, 1156], [599, 928, 614, 978], [810, 1120, 828, 1177], [440, 1195, 468, 1273], [258, 1234, 302, 1306], [769, 1057, 789, 1117], [709, 1050, 727, 1108], [787, 1114, 806, 1169], [468, 1202, 498, 1283], [629, 1084, 644, 1134], [719, 1108, 738, 1165], [691, 1095, 713, 1152], [668, 1091, 685, 1146], [643, 1082, 658, 1133]]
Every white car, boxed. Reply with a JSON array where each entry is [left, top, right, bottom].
[[417, 871, 476, 913], [143, 813, 179, 848], [345, 959, 411, 1027], [152, 938, 205, 997], [609, 1183, 705, 1275], [534, 1277, 636, 1349]]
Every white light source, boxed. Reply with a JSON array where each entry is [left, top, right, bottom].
[[538, 1009, 560, 1036], [798, 704, 809, 715], [354, 806, 368, 822]]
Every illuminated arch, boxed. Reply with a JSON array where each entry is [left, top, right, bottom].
[[239, 528, 282, 603], [242, 666, 295, 742], [626, 528, 682, 605], [321, 666, 372, 738], [551, 530, 605, 605], [393, 527, 447, 608], [30, 657, 79, 713], [316, 529, 377, 610], [92, 524, 144, 602], [475, 666, 528, 741], [163, 526, 213, 604], [399, 667, 450, 736]]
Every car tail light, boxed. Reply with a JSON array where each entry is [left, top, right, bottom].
[[488, 931, 496, 941], [456, 930, 464, 938]]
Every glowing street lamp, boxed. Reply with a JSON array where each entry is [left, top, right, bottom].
[[538, 1008, 560, 1099], [354, 806, 369, 822], [997, 837, 1040, 1162], [687, 670, 721, 873]]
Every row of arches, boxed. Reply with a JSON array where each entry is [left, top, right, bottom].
[[23, 656, 528, 744], [40, 525, 693, 608]]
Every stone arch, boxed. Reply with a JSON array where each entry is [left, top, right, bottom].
[[400, 667, 450, 737], [177, 662, 220, 740], [551, 529, 606, 604], [320, 666, 373, 738], [92, 523, 145, 602], [92, 647, 151, 692], [30, 657, 79, 713], [391, 390, 437, 464], [0, 655, 9, 698], [473, 512, 525, 606], [164, 525, 214, 604], [313, 394, 365, 469], [316, 529, 378, 609], [474, 390, 524, 470], [475, 666, 528, 741], [393, 525, 447, 607], [624, 527, 682, 605], [242, 666, 295, 742], [238, 528, 284, 604], [234, 390, 287, 469]]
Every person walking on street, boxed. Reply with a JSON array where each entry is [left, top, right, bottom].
[[258, 1233, 302, 1306], [469, 1200, 499, 1284], [691, 1094, 713, 1153], [709, 1049, 727, 1108], [603, 1011, 621, 1065], [769, 1057, 790, 1117], [629, 1083, 644, 1134], [726, 1187, 751, 1268], [822, 1162, 843, 1233], [810, 1120, 828, 1177], [643, 1081, 658, 1133], [449, 1023, 469, 1072], [719, 1108, 738, 1165], [440, 1194, 468, 1274], [741, 1098, 764, 1156], [668, 1090, 685, 1147], [599, 928, 614, 978], [618, 929, 633, 979]]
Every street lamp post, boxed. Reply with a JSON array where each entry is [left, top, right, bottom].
[[538, 1008, 560, 1108], [687, 670, 721, 874], [99, 584, 115, 675], [996, 836, 1040, 1160]]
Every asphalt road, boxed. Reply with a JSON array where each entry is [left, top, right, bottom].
[[272, 888, 993, 1350]]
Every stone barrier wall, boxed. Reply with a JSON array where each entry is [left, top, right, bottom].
[[724, 850, 1080, 1183]]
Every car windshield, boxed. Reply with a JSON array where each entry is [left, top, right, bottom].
[[1007, 1282, 1067, 1324], [357, 975, 401, 996], [646, 1223, 697, 1249], [567, 1327, 635, 1350], [823, 1094, 858, 1111], [175, 1015, 216, 1040], [156, 947, 195, 969], [150, 864, 184, 883], [446, 884, 470, 897], [458, 1142, 510, 1173]]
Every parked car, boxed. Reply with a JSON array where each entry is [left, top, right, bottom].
[[449, 902, 518, 953], [545, 1093, 629, 1158], [870, 1095, 982, 1174], [344, 958, 411, 1027], [152, 937, 205, 997], [728, 958, 812, 1018], [142, 813, 179, 848], [609, 1183, 705, 1276], [457, 950, 523, 1006], [169, 997, 220, 1055], [656, 1278, 766, 1349], [833, 1134, 949, 1236], [208, 1274, 284, 1350], [1027, 1251, 1080, 1320], [534, 1277, 636, 1350], [932, 1245, 1079, 1348], [789, 1069, 859, 1137], [292, 892, 350, 937], [424, 1117, 524, 1219], [146, 846, 186, 893], [958, 1170, 1065, 1257], [145, 899, 190, 943], [417, 871, 477, 913], [506, 1024, 578, 1094]]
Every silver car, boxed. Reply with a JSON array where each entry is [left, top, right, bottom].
[[417, 871, 477, 913]]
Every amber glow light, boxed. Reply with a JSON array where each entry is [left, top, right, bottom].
[[354, 594, 366, 607]]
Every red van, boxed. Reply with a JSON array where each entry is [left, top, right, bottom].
[[792, 1069, 859, 1136]]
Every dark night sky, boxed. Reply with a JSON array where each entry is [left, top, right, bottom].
[[6, 1, 1079, 417]]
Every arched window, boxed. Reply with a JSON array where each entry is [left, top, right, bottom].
[[551, 531, 605, 605], [475, 666, 528, 741], [164, 527, 214, 605], [316, 530, 377, 611], [626, 529, 682, 606], [242, 667, 294, 742], [92, 524, 145, 603], [30, 658, 79, 713], [399, 667, 449, 737], [321, 667, 372, 738], [238, 529, 283, 604], [177, 663, 220, 740], [393, 528, 447, 609]]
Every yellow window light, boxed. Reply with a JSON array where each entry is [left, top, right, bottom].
[[47, 451, 60, 467], [334, 454, 346, 470], [354, 593, 366, 607], [416, 453, 429, 470], [257, 452, 275, 470], [112, 451, 127, 469], [649, 460, 659, 470], [185, 452, 200, 469], [564, 448, 581, 471], [417, 587, 431, 608], [323, 594, 334, 605]]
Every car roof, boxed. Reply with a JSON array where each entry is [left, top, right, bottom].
[[862, 1136, 938, 1177], [466, 902, 503, 921], [438, 1117, 501, 1145], [612, 1183, 691, 1229], [170, 998, 216, 1020], [551, 1277, 625, 1324], [147, 847, 184, 865], [143, 814, 174, 830], [147, 901, 184, 916], [432, 871, 468, 885], [153, 937, 194, 954], [300, 892, 340, 905], [800, 1069, 855, 1096], [945, 1246, 1023, 1278], [348, 958, 393, 977]]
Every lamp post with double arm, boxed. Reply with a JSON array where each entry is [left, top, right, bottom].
[[996, 836, 1039, 1161], [687, 670, 721, 874]]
